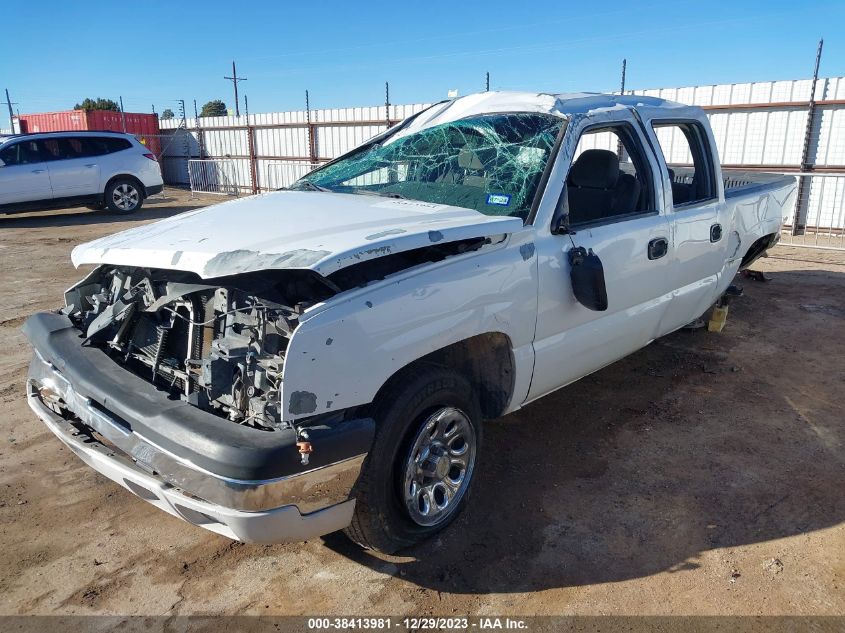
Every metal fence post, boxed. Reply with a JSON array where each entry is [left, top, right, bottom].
[[193, 100, 205, 159], [245, 96, 258, 194], [306, 90, 318, 166], [793, 38, 824, 235]]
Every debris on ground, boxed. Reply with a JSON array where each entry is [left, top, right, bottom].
[[741, 269, 770, 282], [730, 569, 741, 583], [764, 558, 784, 575]]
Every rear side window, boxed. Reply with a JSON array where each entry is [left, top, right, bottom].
[[76, 136, 132, 156], [651, 121, 717, 207], [0, 140, 42, 165], [102, 137, 132, 153], [80, 137, 112, 156]]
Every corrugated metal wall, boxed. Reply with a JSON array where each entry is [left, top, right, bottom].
[[159, 103, 429, 192], [634, 77, 845, 236], [158, 77, 845, 234]]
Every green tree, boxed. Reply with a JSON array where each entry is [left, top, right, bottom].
[[161, 108, 175, 120], [74, 97, 120, 112], [200, 99, 227, 117]]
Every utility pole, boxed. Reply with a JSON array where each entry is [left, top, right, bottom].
[[793, 38, 824, 235], [486, 72, 490, 92], [224, 60, 247, 117], [5, 88, 18, 133], [119, 96, 127, 132], [385, 82, 390, 125]]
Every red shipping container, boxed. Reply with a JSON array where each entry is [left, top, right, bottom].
[[18, 110, 162, 155]]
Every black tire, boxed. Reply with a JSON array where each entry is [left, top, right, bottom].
[[344, 365, 482, 553], [104, 178, 144, 214]]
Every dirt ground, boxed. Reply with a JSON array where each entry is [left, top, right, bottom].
[[0, 188, 842, 617]]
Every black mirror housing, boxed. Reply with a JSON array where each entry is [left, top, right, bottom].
[[568, 246, 608, 311]]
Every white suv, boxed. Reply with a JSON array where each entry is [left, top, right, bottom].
[[0, 131, 164, 215]]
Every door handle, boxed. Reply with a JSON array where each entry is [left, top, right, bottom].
[[710, 223, 723, 243], [648, 237, 669, 260], [84, 164, 97, 168], [31, 169, 46, 173]]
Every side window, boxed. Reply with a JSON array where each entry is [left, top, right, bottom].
[[0, 141, 42, 165], [651, 121, 717, 207], [566, 124, 654, 226], [80, 137, 111, 156], [103, 137, 131, 153], [40, 138, 82, 161]]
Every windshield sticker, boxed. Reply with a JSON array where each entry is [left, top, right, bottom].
[[486, 193, 511, 207]]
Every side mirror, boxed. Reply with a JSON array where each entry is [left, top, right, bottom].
[[568, 246, 608, 311]]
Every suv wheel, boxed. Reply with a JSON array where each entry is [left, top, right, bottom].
[[344, 366, 481, 553], [104, 179, 144, 214]]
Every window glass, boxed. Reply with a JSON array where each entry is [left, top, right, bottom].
[[81, 137, 111, 156], [293, 113, 564, 221], [103, 137, 131, 153], [651, 122, 716, 207], [40, 138, 74, 161], [566, 125, 652, 225], [0, 140, 42, 165]]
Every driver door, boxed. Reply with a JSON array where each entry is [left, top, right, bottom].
[[527, 113, 675, 402]]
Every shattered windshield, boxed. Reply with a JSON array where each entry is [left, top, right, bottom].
[[292, 112, 565, 220]]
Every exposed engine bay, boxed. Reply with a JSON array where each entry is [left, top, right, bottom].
[[64, 266, 336, 430], [62, 238, 493, 431]]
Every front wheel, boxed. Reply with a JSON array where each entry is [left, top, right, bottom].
[[104, 179, 144, 214], [344, 366, 481, 553]]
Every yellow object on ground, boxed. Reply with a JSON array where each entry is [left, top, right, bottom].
[[708, 304, 729, 332]]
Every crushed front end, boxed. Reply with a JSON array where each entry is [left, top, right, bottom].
[[23, 265, 374, 543]]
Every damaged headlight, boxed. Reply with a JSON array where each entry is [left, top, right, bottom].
[[64, 266, 310, 430]]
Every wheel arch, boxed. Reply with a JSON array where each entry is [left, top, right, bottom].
[[740, 232, 779, 270], [371, 332, 516, 420], [104, 173, 147, 198]]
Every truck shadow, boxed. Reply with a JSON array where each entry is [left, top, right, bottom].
[[322, 269, 845, 593]]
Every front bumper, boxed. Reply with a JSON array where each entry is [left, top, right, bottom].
[[24, 312, 375, 544]]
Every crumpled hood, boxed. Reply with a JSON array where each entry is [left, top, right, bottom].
[[71, 191, 523, 278]]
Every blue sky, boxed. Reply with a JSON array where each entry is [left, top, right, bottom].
[[2, 0, 842, 124]]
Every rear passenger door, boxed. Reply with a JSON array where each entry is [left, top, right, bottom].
[[528, 115, 674, 401], [42, 137, 101, 198], [0, 140, 52, 205], [642, 118, 730, 332]]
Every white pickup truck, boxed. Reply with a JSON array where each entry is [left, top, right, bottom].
[[24, 92, 795, 553]]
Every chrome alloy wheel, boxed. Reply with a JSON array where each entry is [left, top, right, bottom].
[[402, 407, 477, 527], [112, 183, 140, 211]]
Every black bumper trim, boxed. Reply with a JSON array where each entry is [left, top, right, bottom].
[[145, 184, 164, 196], [23, 312, 374, 481]]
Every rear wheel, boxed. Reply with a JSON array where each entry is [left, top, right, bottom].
[[344, 366, 481, 553], [104, 179, 144, 214]]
